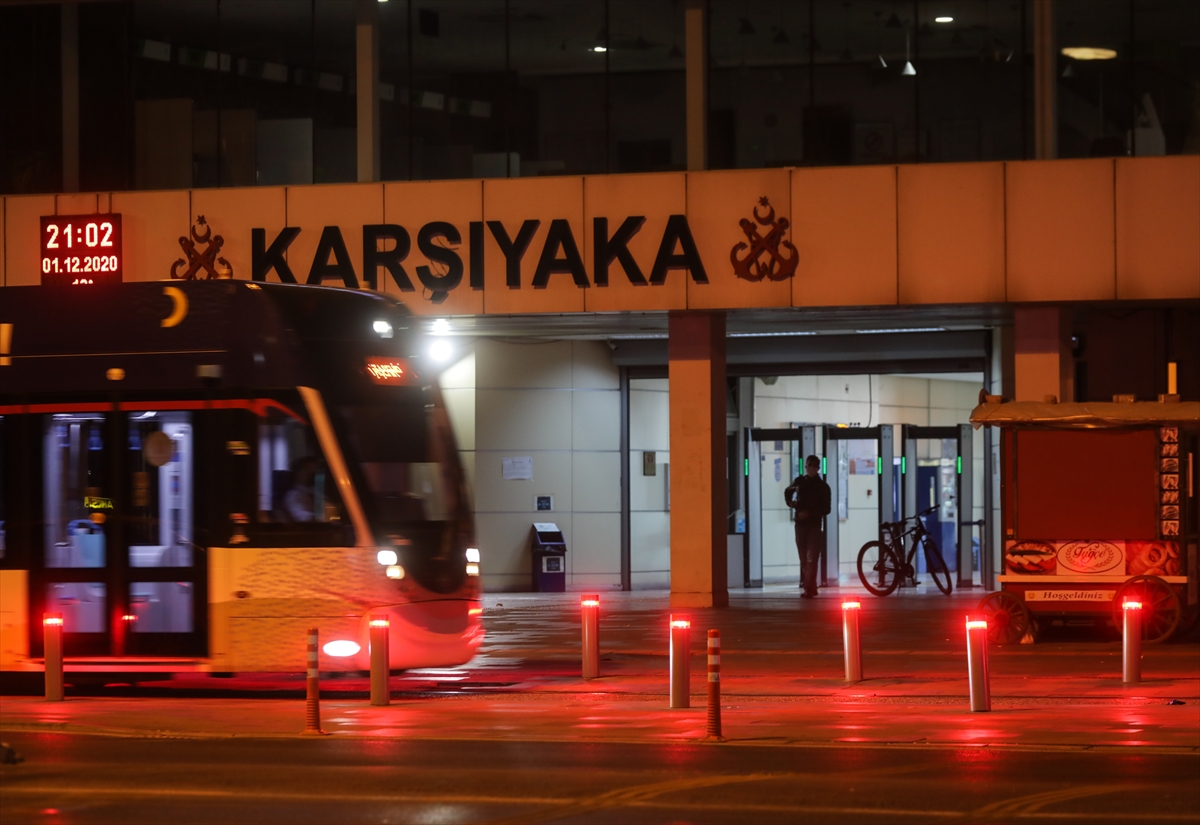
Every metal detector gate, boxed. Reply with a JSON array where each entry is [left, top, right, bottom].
[[899, 424, 982, 588], [745, 426, 893, 588]]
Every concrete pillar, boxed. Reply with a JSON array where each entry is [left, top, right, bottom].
[[684, 0, 707, 172], [668, 311, 728, 608], [1014, 307, 1073, 402], [61, 2, 80, 192], [1032, 0, 1056, 160], [356, 0, 380, 183]]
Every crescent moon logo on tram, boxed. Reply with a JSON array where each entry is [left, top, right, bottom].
[[161, 286, 189, 328]]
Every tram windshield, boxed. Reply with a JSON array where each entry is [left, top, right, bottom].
[[334, 388, 462, 528]]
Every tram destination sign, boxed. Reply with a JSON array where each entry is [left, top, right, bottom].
[[40, 213, 123, 286]]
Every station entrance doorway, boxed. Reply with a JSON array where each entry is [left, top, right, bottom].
[[742, 423, 982, 590]]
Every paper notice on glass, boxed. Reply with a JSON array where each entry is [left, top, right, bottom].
[[502, 456, 533, 480]]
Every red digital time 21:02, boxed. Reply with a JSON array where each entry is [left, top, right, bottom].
[[39, 214, 123, 286]]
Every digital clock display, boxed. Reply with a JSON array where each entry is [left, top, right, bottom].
[[40, 214, 123, 286]]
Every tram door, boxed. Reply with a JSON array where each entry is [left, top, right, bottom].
[[38, 410, 203, 657]]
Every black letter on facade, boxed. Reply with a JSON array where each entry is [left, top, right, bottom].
[[532, 220, 589, 289], [593, 216, 646, 286], [649, 214, 707, 285], [486, 219, 540, 288], [252, 227, 300, 283], [416, 222, 464, 304], [469, 221, 485, 289], [362, 224, 413, 292], [307, 226, 360, 288]]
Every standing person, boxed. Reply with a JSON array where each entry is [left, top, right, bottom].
[[785, 455, 832, 598]]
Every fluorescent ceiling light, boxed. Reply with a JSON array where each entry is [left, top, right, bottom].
[[856, 327, 946, 334], [591, 46, 607, 53], [934, 16, 953, 23], [1061, 47, 1117, 60], [901, 60, 916, 76], [728, 331, 820, 338], [431, 318, 451, 335]]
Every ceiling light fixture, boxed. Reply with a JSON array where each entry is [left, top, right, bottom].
[[591, 45, 607, 53], [935, 16, 953, 23], [1061, 46, 1117, 60], [877, 54, 888, 68]]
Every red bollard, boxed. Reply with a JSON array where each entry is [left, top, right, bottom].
[[369, 616, 390, 706], [1122, 600, 1142, 684], [581, 595, 600, 679], [706, 630, 723, 741], [966, 617, 991, 712], [669, 615, 690, 709], [44, 614, 64, 702], [302, 627, 328, 735], [842, 601, 863, 683]]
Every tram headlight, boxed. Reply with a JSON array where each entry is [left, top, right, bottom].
[[430, 339, 453, 362], [466, 563, 480, 577], [466, 548, 480, 563], [377, 549, 398, 566], [386, 564, 405, 580], [372, 319, 393, 339]]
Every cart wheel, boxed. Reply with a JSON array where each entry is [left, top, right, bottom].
[[1112, 575, 1182, 644], [977, 591, 1031, 645]]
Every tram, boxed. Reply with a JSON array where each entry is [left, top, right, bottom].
[[0, 280, 481, 675]]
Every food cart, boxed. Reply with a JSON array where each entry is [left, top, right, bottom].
[[970, 397, 1198, 643]]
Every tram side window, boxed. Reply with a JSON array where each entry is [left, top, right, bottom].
[[253, 405, 351, 546]]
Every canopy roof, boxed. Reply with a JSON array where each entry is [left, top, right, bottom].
[[970, 400, 1200, 429]]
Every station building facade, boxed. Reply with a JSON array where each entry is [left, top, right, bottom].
[[1, 1, 1198, 608]]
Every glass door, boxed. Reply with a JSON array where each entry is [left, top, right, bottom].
[[41, 409, 202, 657]]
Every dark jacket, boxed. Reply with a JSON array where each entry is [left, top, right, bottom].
[[785, 475, 831, 525]]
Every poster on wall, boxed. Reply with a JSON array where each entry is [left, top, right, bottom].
[[1004, 539, 1182, 577]]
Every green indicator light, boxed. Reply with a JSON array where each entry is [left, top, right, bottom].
[[901, 456, 907, 474], [957, 456, 962, 474], [744, 458, 749, 477], [821, 456, 827, 474], [877, 457, 882, 475]]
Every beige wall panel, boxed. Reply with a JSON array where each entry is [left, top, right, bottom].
[[583, 172, 687, 312], [474, 389, 573, 451], [56, 193, 100, 215], [482, 177, 585, 314], [474, 450, 572, 513], [1006, 158, 1115, 302], [756, 375, 788, 398], [191, 186, 286, 284], [572, 452, 621, 513], [5, 195, 55, 286], [383, 179, 483, 316], [571, 340, 620, 389], [110, 190, 191, 282], [441, 387, 476, 452], [570, 513, 621, 577], [630, 511, 670, 572], [476, 340, 573, 389], [878, 405, 929, 426], [784, 398, 820, 425], [1115, 156, 1200, 300], [897, 162, 1005, 304], [754, 396, 787, 429], [572, 390, 620, 451], [286, 183, 384, 288], [792, 165, 898, 307], [685, 168, 794, 309]]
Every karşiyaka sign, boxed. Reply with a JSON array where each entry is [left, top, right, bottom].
[[248, 197, 795, 304]]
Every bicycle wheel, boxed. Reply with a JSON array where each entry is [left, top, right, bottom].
[[858, 541, 902, 597], [921, 535, 953, 595]]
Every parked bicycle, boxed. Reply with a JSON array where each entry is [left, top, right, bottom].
[[857, 506, 953, 597]]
